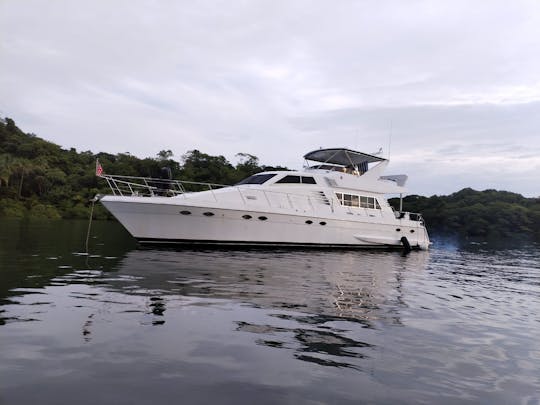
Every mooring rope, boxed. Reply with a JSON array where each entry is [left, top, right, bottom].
[[85, 197, 96, 254]]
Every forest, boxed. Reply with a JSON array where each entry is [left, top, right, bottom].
[[1, 117, 539, 239], [0, 117, 285, 220], [390, 190, 540, 239]]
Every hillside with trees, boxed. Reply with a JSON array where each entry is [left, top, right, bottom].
[[390, 189, 540, 239], [0, 117, 284, 220], [1, 117, 539, 239]]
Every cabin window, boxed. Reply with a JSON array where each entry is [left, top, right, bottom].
[[274, 175, 317, 184], [236, 173, 277, 185], [301, 176, 317, 184], [276, 175, 301, 184], [335, 193, 381, 209], [360, 196, 372, 208], [343, 194, 359, 207]]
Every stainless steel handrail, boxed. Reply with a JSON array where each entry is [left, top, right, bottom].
[[98, 174, 407, 219], [98, 174, 333, 213]]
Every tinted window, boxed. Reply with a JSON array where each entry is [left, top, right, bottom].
[[360, 196, 369, 208], [301, 176, 317, 184], [236, 173, 277, 185], [336, 193, 381, 209], [276, 175, 301, 184]]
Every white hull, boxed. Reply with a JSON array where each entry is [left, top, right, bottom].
[[101, 196, 430, 250]]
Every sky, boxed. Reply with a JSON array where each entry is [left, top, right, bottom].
[[1, 0, 539, 197]]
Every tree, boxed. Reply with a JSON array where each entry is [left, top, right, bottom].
[[180, 150, 235, 185], [5, 117, 17, 133], [0, 154, 13, 187], [157, 150, 173, 160], [234, 153, 261, 182], [11, 158, 32, 198]]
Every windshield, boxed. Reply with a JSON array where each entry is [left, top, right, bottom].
[[236, 173, 277, 185]]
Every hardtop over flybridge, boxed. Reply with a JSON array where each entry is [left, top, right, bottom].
[[98, 147, 430, 250]]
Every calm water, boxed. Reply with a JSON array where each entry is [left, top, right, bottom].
[[1, 220, 539, 405]]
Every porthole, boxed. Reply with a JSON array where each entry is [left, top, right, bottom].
[[396, 228, 401, 232], [320, 221, 327, 226], [305, 220, 313, 224], [203, 212, 214, 217], [180, 210, 191, 215], [258, 216, 268, 221], [410, 229, 415, 233], [242, 214, 252, 220]]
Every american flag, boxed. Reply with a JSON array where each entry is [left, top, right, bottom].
[[96, 160, 104, 176]]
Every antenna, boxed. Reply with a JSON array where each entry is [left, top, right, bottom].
[[387, 120, 392, 160]]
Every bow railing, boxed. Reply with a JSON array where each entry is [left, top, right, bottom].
[[98, 174, 334, 213], [99, 174, 227, 197]]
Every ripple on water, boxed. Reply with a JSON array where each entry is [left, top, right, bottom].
[[1, 225, 539, 404]]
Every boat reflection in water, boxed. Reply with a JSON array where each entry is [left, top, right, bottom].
[[96, 247, 429, 369], [3, 220, 539, 404]]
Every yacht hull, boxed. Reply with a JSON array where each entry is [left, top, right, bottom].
[[100, 196, 430, 250]]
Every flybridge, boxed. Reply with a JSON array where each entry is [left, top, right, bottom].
[[304, 148, 386, 166], [303, 148, 387, 176]]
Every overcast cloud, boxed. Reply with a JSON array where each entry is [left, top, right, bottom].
[[1, 0, 539, 196]]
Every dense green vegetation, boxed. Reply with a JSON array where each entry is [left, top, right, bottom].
[[0, 118, 285, 220], [1, 117, 539, 239], [390, 189, 540, 239]]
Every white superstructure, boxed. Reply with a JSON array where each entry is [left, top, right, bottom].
[[99, 148, 430, 250]]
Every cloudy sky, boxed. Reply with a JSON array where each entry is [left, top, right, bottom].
[[1, 0, 539, 196]]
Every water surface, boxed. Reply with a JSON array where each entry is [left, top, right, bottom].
[[1, 219, 539, 404]]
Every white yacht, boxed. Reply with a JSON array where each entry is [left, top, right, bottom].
[[98, 148, 430, 250]]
